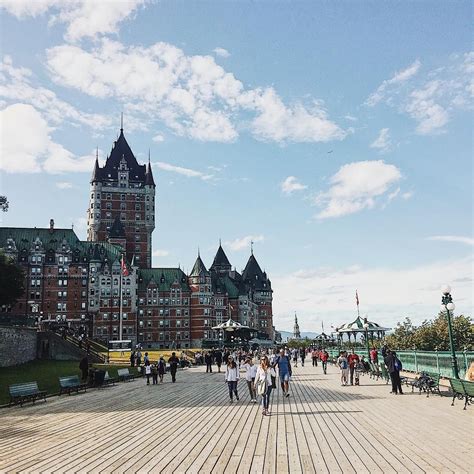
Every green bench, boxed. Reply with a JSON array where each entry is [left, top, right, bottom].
[[449, 378, 474, 410], [59, 375, 88, 395], [9, 382, 47, 407], [425, 372, 441, 397], [117, 368, 136, 382]]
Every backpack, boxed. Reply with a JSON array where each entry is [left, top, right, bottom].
[[340, 359, 348, 370]]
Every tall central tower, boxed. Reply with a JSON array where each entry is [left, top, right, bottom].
[[87, 126, 156, 268]]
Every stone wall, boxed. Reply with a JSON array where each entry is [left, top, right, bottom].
[[0, 326, 37, 367]]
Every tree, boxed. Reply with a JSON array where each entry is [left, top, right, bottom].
[[385, 317, 416, 350], [0, 196, 8, 212], [0, 252, 24, 306]]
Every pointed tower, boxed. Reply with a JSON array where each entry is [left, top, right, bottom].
[[86, 124, 156, 268], [293, 313, 301, 339], [210, 241, 231, 275]]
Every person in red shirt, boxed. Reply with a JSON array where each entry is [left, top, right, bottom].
[[370, 347, 379, 370], [320, 350, 329, 374], [347, 349, 360, 386]]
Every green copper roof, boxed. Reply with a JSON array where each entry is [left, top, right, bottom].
[[138, 268, 190, 291]]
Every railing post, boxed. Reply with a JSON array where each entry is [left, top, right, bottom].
[[435, 347, 440, 374]]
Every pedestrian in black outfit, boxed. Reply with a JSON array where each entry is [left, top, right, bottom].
[[215, 349, 223, 373], [384, 350, 403, 394], [205, 351, 213, 373], [79, 356, 89, 382], [168, 352, 179, 383]]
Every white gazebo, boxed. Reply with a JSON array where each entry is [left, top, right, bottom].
[[212, 318, 248, 331]]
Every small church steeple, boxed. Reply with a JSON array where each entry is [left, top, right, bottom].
[[293, 312, 301, 339]]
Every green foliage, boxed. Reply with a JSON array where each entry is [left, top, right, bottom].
[[286, 338, 312, 349], [0, 195, 8, 212], [0, 252, 25, 306], [386, 314, 473, 351]]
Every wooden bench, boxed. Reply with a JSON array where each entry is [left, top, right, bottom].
[[450, 378, 474, 410], [59, 375, 88, 395], [117, 368, 136, 382], [103, 371, 118, 386], [9, 382, 47, 407]]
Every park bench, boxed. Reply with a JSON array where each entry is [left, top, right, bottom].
[[407, 372, 441, 397], [103, 371, 117, 386], [449, 378, 474, 410], [9, 382, 47, 407], [425, 372, 441, 397], [59, 375, 88, 395], [117, 368, 136, 382], [369, 362, 381, 380]]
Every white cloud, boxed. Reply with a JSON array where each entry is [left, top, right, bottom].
[[0, 103, 96, 174], [314, 160, 402, 219], [154, 161, 213, 181], [344, 114, 357, 121], [401, 191, 413, 200], [272, 256, 473, 331], [0, 56, 111, 130], [0, 0, 146, 42], [370, 128, 392, 152], [152, 134, 164, 143], [366, 59, 421, 106], [366, 54, 473, 135], [56, 182, 73, 189], [426, 236, 474, 246], [152, 249, 170, 257], [225, 235, 264, 251], [45, 40, 345, 144], [281, 176, 307, 195], [213, 47, 230, 58]]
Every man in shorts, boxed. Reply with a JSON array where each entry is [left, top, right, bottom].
[[273, 348, 292, 397]]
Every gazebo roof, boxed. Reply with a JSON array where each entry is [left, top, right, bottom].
[[212, 318, 249, 331], [337, 316, 390, 333]]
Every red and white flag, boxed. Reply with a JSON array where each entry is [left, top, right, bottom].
[[121, 255, 129, 276], [356, 290, 360, 306]]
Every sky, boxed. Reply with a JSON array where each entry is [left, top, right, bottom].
[[0, 0, 472, 333]]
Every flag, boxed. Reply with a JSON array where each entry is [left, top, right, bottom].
[[121, 255, 129, 276], [356, 290, 359, 306]]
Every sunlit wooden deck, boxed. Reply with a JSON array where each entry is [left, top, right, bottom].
[[0, 363, 471, 473]]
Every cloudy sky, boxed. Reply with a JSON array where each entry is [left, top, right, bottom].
[[0, 0, 472, 332]]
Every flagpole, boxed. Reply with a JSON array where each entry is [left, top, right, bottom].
[[119, 255, 123, 341]]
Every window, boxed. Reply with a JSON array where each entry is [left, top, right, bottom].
[[121, 194, 125, 201]]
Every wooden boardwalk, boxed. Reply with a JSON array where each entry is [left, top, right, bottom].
[[0, 363, 471, 473]]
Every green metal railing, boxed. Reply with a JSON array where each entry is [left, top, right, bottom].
[[327, 348, 473, 379]]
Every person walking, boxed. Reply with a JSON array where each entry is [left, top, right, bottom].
[[136, 350, 142, 367], [273, 348, 292, 397], [299, 347, 306, 367], [255, 355, 275, 416], [370, 346, 379, 369], [242, 357, 257, 403], [144, 352, 150, 366], [158, 356, 166, 383], [320, 350, 329, 374], [205, 351, 213, 373], [79, 355, 89, 382], [292, 348, 298, 367], [145, 360, 152, 385], [215, 349, 223, 373], [311, 349, 319, 367], [348, 349, 360, 386], [337, 351, 349, 386], [225, 356, 240, 403], [168, 352, 179, 383], [130, 350, 136, 367], [384, 350, 404, 394], [151, 362, 158, 385]]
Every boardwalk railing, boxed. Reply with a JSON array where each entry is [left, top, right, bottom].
[[327, 349, 473, 378]]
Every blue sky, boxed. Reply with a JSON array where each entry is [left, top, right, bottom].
[[0, 0, 472, 332]]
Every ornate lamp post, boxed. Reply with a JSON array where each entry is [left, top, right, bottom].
[[363, 318, 370, 360], [441, 285, 459, 379]]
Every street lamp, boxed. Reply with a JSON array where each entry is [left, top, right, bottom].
[[441, 285, 459, 379], [363, 318, 370, 360]]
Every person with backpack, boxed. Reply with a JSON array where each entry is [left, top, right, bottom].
[[157, 356, 166, 383], [255, 355, 275, 415], [214, 349, 223, 373], [144, 359, 152, 385], [384, 350, 404, 394], [337, 351, 349, 386], [204, 351, 213, 373], [224, 355, 240, 403], [273, 348, 292, 397], [151, 362, 158, 385]]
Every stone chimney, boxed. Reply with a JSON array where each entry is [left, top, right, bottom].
[[49, 219, 54, 233]]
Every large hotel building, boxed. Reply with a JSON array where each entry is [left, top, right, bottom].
[[0, 128, 275, 348]]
